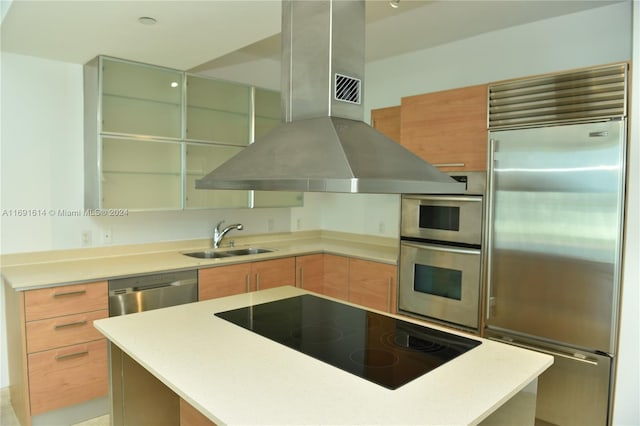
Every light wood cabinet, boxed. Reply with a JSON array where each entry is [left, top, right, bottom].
[[5, 280, 109, 424], [295, 254, 325, 294], [28, 339, 108, 415], [296, 254, 349, 300], [180, 398, 217, 426], [371, 105, 401, 143], [348, 258, 397, 314], [295, 255, 395, 312], [25, 309, 108, 353], [198, 257, 296, 300], [253, 257, 296, 291], [198, 263, 252, 300], [400, 84, 488, 172], [324, 255, 350, 301]]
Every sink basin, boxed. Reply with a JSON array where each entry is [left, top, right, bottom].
[[183, 251, 234, 259], [183, 248, 273, 259], [224, 248, 273, 256]]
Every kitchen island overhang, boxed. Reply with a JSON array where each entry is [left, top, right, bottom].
[[94, 286, 552, 425]]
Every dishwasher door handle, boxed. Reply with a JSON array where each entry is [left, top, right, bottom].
[[108, 272, 198, 317]]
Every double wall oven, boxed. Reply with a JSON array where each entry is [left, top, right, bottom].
[[399, 172, 485, 331]]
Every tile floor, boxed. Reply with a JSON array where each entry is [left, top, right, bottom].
[[0, 388, 109, 426]]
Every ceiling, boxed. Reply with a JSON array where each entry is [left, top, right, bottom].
[[1, 0, 620, 73]]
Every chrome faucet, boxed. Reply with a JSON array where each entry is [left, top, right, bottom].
[[213, 221, 243, 248]]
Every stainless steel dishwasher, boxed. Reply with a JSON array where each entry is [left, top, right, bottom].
[[108, 270, 198, 316], [108, 270, 198, 426]]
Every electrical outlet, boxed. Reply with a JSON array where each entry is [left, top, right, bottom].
[[103, 228, 113, 244], [296, 218, 302, 230], [378, 221, 386, 234], [81, 230, 92, 246], [267, 219, 275, 232]]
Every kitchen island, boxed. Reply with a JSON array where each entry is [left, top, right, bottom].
[[94, 286, 552, 425]]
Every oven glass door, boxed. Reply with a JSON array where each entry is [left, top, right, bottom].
[[401, 195, 483, 245], [399, 241, 481, 329]]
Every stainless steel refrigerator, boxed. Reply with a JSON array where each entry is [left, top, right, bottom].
[[484, 63, 628, 426], [485, 118, 627, 425]]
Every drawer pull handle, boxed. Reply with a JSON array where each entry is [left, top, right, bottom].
[[55, 350, 89, 361], [54, 320, 87, 330], [53, 289, 87, 298], [433, 162, 465, 168]]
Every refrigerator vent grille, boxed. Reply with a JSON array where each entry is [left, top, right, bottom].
[[488, 63, 627, 129]]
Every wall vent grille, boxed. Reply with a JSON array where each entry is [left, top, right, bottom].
[[488, 63, 627, 129], [335, 73, 361, 104]]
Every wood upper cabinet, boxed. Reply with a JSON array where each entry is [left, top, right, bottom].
[[296, 254, 349, 301], [371, 106, 401, 143], [400, 84, 488, 172], [198, 257, 296, 300], [348, 259, 397, 314]]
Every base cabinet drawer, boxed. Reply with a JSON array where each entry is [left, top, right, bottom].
[[28, 339, 108, 415], [26, 309, 109, 353], [25, 281, 108, 321]]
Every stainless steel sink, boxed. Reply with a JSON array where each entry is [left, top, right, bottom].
[[182, 248, 273, 259], [183, 251, 234, 259], [224, 248, 273, 256]]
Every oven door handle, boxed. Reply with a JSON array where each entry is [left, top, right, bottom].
[[402, 195, 482, 203], [401, 241, 480, 255]]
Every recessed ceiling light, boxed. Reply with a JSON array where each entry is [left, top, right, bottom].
[[389, 0, 400, 8], [170, 82, 179, 88], [138, 16, 157, 25]]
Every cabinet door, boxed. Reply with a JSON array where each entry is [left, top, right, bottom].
[[186, 75, 250, 144], [296, 254, 325, 293], [323, 254, 349, 301], [185, 143, 249, 209], [253, 258, 296, 291], [28, 339, 108, 415], [400, 84, 488, 172], [198, 264, 251, 301], [348, 259, 397, 313], [101, 137, 182, 209], [101, 58, 182, 138], [371, 105, 401, 143]]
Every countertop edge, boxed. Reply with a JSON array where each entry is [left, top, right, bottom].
[[1, 231, 399, 291]]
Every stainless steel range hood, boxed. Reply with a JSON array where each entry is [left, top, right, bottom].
[[196, 0, 463, 194]]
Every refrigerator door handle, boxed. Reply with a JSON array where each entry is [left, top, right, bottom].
[[485, 138, 497, 320], [488, 336, 599, 366]]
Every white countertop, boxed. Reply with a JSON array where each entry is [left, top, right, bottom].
[[1, 231, 398, 291], [94, 286, 553, 426]]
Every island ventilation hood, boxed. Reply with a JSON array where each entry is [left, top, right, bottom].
[[196, 0, 464, 194]]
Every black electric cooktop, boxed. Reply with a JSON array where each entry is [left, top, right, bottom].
[[215, 295, 481, 389]]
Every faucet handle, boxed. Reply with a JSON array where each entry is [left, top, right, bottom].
[[215, 220, 225, 232]]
